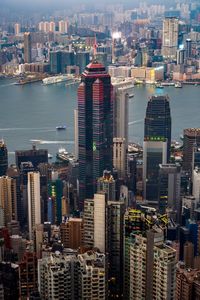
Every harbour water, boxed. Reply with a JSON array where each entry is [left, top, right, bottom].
[[0, 78, 200, 163]]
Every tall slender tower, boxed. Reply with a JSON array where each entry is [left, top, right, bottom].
[[27, 172, 41, 240], [0, 140, 8, 176], [78, 61, 113, 206], [24, 32, 32, 63], [162, 17, 179, 59]]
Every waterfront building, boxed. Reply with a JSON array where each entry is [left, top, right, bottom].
[[162, 17, 179, 59], [183, 128, 200, 172], [0, 176, 18, 225], [49, 51, 61, 74], [27, 172, 41, 240], [60, 218, 84, 249], [78, 61, 113, 205], [143, 139, 167, 203], [177, 48, 186, 64], [60, 51, 75, 73], [0, 140, 8, 176], [24, 32, 32, 63], [144, 95, 171, 161], [75, 52, 90, 74], [15, 145, 48, 169], [158, 164, 181, 220], [130, 230, 176, 300], [186, 38, 192, 59]]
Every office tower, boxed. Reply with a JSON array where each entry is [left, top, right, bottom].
[[78, 61, 113, 204], [130, 230, 176, 300], [18, 251, 38, 298], [10, 234, 26, 261], [24, 32, 32, 63], [113, 137, 126, 179], [48, 179, 63, 225], [183, 128, 200, 172], [75, 52, 90, 74], [144, 95, 171, 161], [186, 38, 192, 58], [83, 198, 94, 248], [0, 140, 8, 176], [112, 80, 134, 148], [15, 145, 48, 169], [107, 201, 125, 299], [74, 109, 79, 160], [176, 264, 200, 300], [0, 176, 18, 225], [28, 172, 41, 240], [143, 139, 167, 203], [14, 23, 21, 36], [0, 262, 19, 300], [158, 164, 181, 218], [61, 51, 75, 73], [162, 17, 179, 59], [193, 167, 200, 206], [58, 20, 68, 33], [193, 146, 200, 170], [176, 48, 186, 64], [60, 218, 84, 249], [184, 241, 194, 268], [97, 170, 115, 201]]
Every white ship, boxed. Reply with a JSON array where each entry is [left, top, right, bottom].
[[42, 75, 73, 85]]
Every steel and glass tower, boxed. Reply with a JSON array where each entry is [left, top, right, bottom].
[[144, 95, 171, 161], [0, 140, 8, 176], [78, 61, 113, 207]]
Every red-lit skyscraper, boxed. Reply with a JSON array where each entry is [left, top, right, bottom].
[[78, 61, 113, 206]]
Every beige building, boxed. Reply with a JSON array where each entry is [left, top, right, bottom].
[[60, 217, 84, 249], [162, 17, 179, 59], [113, 137, 126, 179]]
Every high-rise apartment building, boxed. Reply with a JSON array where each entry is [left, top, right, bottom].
[[60, 218, 84, 249], [78, 61, 113, 204], [183, 128, 200, 172], [0, 176, 17, 225], [75, 52, 90, 74], [0, 140, 8, 176], [130, 230, 176, 300], [162, 17, 179, 59], [143, 139, 167, 203], [24, 32, 32, 63], [83, 198, 94, 248], [27, 172, 41, 240], [58, 20, 68, 33], [38, 251, 106, 300], [14, 23, 21, 36], [144, 95, 171, 161]]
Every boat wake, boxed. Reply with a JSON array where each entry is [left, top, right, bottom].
[[128, 119, 143, 126], [0, 127, 55, 131], [30, 140, 74, 144]]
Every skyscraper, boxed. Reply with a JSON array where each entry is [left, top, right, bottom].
[[24, 32, 32, 63], [27, 172, 41, 240], [144, 95, 171, 161], [183, 128, 200, 172], [162, 17, 179, 59], [78, 61, 113, 204], [0, 140, 8, 176]]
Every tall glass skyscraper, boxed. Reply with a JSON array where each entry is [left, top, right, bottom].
[[144, 95, 171, 161], [78, 61, 113, 207], [0, 140, 8, 176]]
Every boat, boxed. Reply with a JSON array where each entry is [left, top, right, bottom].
[[42, 75, 73, 85], [175, 82, 182, 88], [56, 148, 76, 163], [56, 126, 66, 130], [155, 83, 164, 89], [48, 153, 53, 159]]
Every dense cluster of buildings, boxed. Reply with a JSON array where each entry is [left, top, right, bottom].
[[0, 0, 200, 299]]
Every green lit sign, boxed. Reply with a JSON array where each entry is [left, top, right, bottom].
[[93, 142, 96, 152], [146, 136, 166, 142]]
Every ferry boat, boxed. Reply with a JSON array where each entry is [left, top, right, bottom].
[[56, 126, 66, 130], [48, 153, 53, 159], [175, 82, 182, 88], [155, 83, 164, 89], [56, 148, 76, 164], [42, 75, 73, 85]]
